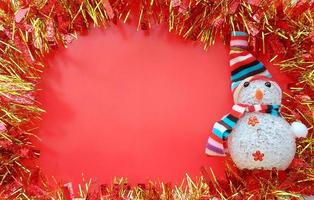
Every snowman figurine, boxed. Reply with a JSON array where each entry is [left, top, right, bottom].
[[205, 31, 308, 170]]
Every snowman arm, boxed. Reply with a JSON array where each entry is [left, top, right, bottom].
[[290, 121, 308, 138]]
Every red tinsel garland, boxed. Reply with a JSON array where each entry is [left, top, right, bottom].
[[0, 0, 313, 199]]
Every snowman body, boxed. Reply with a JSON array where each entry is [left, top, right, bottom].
[[205, 31, 308, 170], [205, 69, 308, 169], [228, 112, 295, 170], [226, 78, 302, 170]]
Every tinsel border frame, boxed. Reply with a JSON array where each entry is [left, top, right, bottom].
[[0, 0, 313, 199]]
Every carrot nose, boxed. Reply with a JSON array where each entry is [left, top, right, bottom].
[[255, 89, 264, 101]]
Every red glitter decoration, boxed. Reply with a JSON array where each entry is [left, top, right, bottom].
[[248, 116, 259, 126], [0, 0, 313, 199], [252, 150, 264, 161]]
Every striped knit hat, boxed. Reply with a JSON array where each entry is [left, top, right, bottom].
[[230, 31, 272, 103]]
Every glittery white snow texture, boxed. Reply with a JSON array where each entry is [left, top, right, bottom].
[[229, 80, 296, 170]]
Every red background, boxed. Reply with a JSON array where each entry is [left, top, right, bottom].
[[37, 24, 288, 184]]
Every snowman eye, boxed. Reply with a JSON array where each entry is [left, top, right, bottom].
[[243, 82, 250, 87], [265, 82, 271, 88]]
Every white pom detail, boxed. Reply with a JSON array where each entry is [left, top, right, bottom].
[[291, 122, 308, 138]]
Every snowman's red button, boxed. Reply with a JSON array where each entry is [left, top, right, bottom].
[[252, 150, 264, 161], [247, 116, 259, 126]]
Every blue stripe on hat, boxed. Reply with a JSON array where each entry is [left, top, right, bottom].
[[231, 62, 264, 81], [231, 31, 248, 36], [231, 81, 241, 90]]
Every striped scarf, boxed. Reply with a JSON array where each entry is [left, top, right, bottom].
[[205, 104, 281, 156]]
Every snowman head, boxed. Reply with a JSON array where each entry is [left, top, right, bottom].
[[229, 31, 283, 106], [233, 76, 282, 105]]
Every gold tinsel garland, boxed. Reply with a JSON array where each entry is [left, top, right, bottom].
[[0, 0, 313, 199]]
